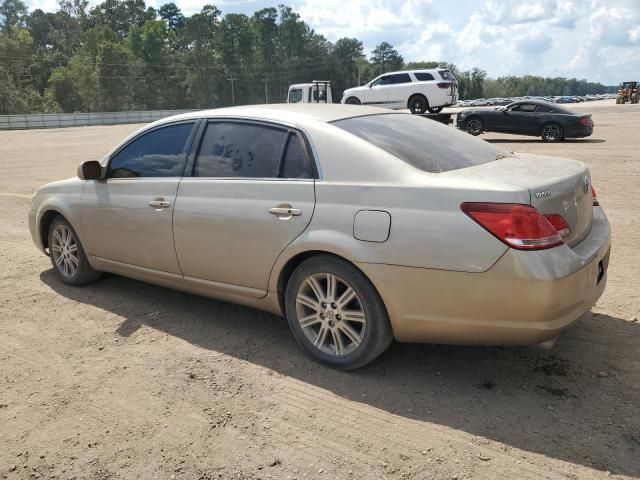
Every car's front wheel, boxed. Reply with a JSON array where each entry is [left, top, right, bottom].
[[284, 255, 393, 370], [345, 97, 361, 105], [464, 116, 484, 135], [48, 216, 101, 286], [541, 123, 563, 142]]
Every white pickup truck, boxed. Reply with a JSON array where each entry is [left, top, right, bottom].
[[287, 81, 333, 104], [341, 69, 458, 114]]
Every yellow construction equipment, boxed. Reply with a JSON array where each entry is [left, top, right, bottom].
[[616, 81, 639, 104]]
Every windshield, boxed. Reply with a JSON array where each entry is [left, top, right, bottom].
[[332, 114, 512, 173], [288, 88, 303, 103]]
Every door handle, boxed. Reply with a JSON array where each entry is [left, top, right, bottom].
[[268, 206, 302, 217], [148, 199, 171, 209]]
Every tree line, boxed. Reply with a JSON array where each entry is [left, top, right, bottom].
[[0, 0, 614, 114]]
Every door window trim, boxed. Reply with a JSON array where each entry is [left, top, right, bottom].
[[105, 119, 200, 180], [184, 118, 320, 180]]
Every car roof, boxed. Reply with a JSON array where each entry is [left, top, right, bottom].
[[155, 103, 401, 125]]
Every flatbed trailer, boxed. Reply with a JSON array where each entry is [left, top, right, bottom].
[[414, 112, 453, 125]]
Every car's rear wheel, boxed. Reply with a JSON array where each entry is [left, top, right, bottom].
[[408, 94, 428, 114], [345, 97, 361, 105], [464, 116, 484, 135], [284, 255, 393, 370], [541, 123, 563, 142], [428, 106, 443, 114], [48, 216, 101, 286]]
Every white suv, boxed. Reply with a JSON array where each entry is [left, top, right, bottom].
[[341, 69, 458, 114]]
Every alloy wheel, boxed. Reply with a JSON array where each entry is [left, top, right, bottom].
[[295, 272, 366, 356], [542, 124, 561, 141], [51, 224, 79, 278], [466, 118, 482, 134]]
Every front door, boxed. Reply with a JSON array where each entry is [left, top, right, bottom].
[[80, 121, 197, 274], [501, 103, 539, 134], [173, 121, 316, 295], [364, 75, 392, 106]]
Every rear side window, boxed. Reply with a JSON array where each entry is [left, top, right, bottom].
[[414, 72, 435, 81], [281, 134, 312, 179], [390, 73, 411, 84], [332, 114, 511, 173], [108, 122, 195, 178], [194, 123, 287, 178]]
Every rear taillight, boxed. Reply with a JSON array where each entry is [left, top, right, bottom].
[[580, 116, 592, 125], [437, 82, 450, 89], [591, 184, 599, 206], [544, 214, 571, 239], [461, 203, 565, 250]]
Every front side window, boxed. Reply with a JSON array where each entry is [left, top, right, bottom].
[[371, 75, 391, 87], [194, 122, 287, 178], [288, 89, 303, 103], [414, 72, 435, 81], [333, 114, 511, 173], [511, 103, 537, 112], [107, 122, 195, 178]]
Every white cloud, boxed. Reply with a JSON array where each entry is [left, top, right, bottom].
[[23, 0, 640, 84]]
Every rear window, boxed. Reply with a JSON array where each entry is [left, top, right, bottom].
[[332, 114, 511, 173], [414, 72, 435, 81], [438, 70, 454, 81]]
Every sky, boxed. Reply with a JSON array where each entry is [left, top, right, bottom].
[[25, 0, 640, 85]]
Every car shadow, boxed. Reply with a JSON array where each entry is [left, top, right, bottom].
[[486, 138, 607, 144], [40, 269, 640, 476]]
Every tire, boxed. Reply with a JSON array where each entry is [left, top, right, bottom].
[[541, 123, 563, 142], [464, 116, 484, 136], [345, 97, 361, 105], [284, 255, 393, 370], [48, 216, 101, 286], [408, 94, 428, 114], [428, 106, 443, 114]]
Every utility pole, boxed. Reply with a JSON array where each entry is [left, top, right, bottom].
[[228, 73, 235, 106], [264, 77, 268, 104]]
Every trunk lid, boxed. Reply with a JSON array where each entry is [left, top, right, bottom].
[[444, 153, 593, 247]]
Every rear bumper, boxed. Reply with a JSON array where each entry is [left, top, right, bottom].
[[357, 207, 611, 345], [566, 124, 593, 138]]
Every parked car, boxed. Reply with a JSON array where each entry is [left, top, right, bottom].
[[341, 69, 458, 114], [457, 100, 594, 142], [29, 104, 610, 369], [471, 98, 490, 106]]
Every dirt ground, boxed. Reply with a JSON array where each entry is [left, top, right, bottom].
[[1, 102, 639, 480]]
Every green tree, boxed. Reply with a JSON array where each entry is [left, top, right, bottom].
[[0, 0, 27, 37], [370, 41, 403, 75], [158, 2, 183, 32]]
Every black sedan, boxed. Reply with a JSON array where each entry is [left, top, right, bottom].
[[457, 100, 593, 142]]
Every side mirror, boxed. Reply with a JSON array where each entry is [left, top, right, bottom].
[[77, 160, 103, 180]]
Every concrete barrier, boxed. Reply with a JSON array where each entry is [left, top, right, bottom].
[[0, 109, 197, 130]]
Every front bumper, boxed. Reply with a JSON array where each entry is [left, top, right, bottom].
[[357, 207, 611, 345]]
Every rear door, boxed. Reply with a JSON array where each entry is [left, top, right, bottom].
[[173, 120, 316, 295]]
